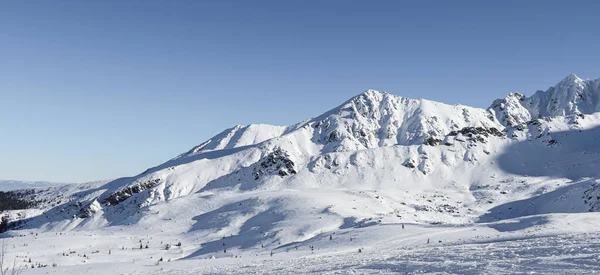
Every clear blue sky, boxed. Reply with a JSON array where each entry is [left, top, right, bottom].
[[1, 1, 599, 182]]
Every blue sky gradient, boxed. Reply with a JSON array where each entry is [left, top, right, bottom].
[[1, 1, 599, 182]]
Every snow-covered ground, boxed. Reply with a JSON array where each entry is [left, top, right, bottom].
[[3, 74, 600, 274], [5, 213, 600, 274]]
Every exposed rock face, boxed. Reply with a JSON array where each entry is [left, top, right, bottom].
[[253, 148, 297, 180], [403, 159, 417, 168], [102, 179, 161, 206], [583, 181, 600, 212], [424, 137, 443, 146], [446, 127, 504, 143], [78, 200, 102, 218]]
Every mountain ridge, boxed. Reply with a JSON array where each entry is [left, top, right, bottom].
[[4, 74, 600, 265], [489, 73, 600, 127], [182, 74, 600, 159]]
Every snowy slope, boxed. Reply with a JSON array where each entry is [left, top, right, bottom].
[[7, 213, 600, 274], [174, 124, 291, 159], [4, 74, 600, 274], [3, 89, 510, 231]]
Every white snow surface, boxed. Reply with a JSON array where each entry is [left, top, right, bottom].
[[4, 74, 600, 274]]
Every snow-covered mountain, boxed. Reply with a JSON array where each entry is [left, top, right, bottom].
[[309, 89, 500, 150], [489, 73, 600, 127], [4, 74, 600, 274]]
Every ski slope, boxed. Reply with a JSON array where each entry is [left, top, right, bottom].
[[5, 213, 600, 274]]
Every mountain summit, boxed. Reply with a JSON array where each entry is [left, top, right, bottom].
[[489, 74, 600, 126], [308, 88, 499, 152]]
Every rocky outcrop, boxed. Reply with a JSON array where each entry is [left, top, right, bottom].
[[583, 181, 600, 211], [252, 148, 297, 180], [78, 200, 102, 218], [102, 179, 161, 206]]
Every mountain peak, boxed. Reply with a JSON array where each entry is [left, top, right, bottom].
[[558, 73, 583, 86], [363, 89, 386, 96], [489, 73, 600, 126], [351, 89, 388, 101]]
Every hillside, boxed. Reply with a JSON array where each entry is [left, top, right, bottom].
[[0, 180, 66, 192], [3, 74, 600, 274]]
